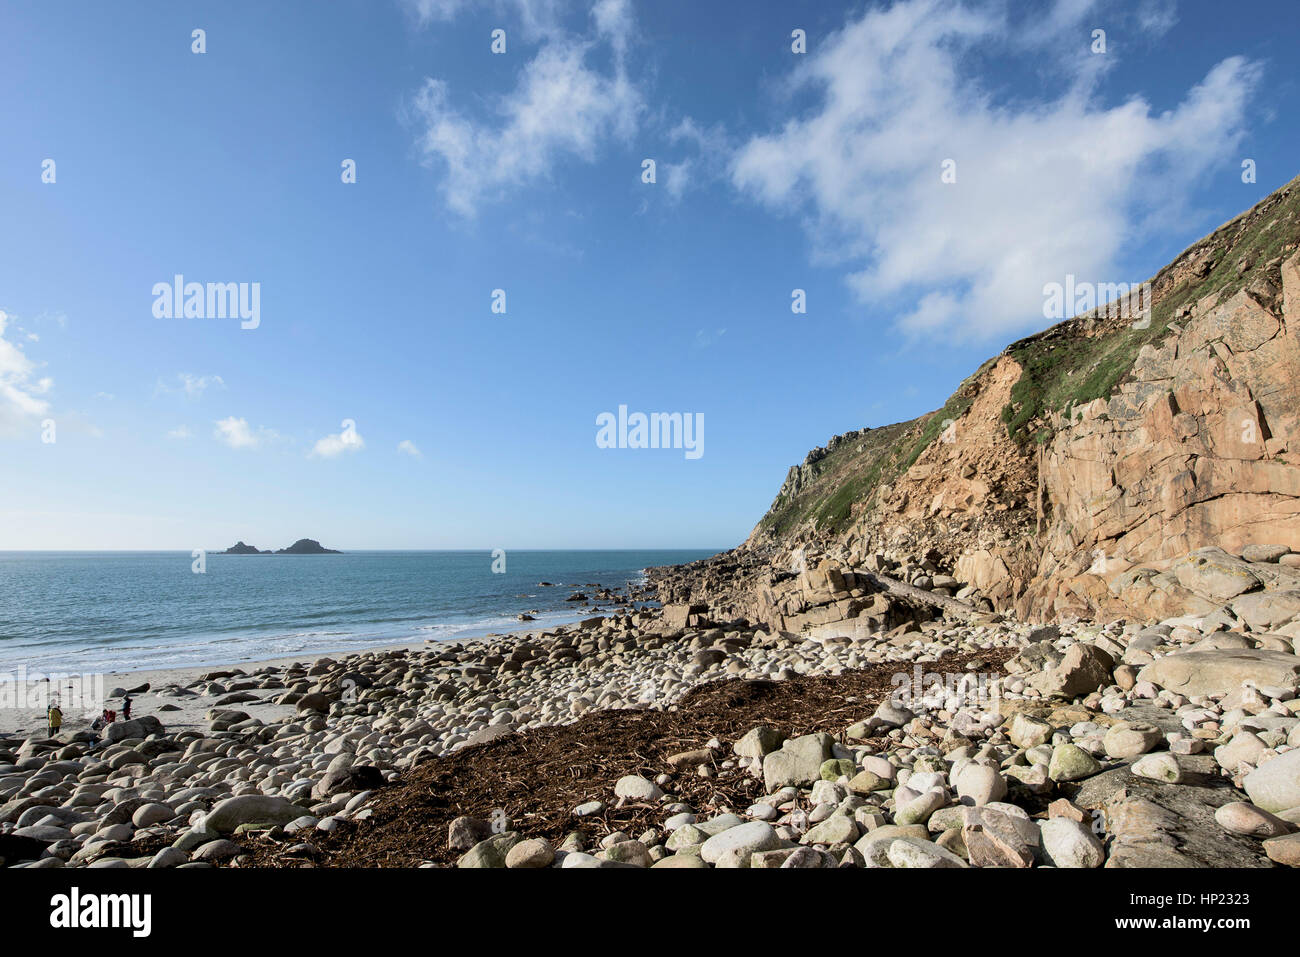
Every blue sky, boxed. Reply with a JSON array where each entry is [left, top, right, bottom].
[[1, 0, 1296, 550]]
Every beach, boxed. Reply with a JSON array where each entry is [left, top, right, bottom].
[[3, 547, 1298, 870], [0, 630, 540, 740]]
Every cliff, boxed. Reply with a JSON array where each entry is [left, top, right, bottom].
[[656, 173, 1300, 628]]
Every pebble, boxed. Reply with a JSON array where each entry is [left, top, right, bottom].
[[4, 576, 1297, 874]]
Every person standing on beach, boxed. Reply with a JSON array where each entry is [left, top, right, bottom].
[[121, 695, 133, 721], [47, 701, 63, 739]]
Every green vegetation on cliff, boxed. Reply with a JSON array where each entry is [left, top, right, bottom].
[[753, 174, 1300, 542], [1000, 177, 1300, 446]]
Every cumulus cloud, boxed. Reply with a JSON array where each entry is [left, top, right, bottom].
[[730, 0, 1261, 342], [311, 420, 365, 458], [0, 309, 53, 438], [397, 439, 422, 458], [409, 0, 641, 216], [214, 416, 278, 450]]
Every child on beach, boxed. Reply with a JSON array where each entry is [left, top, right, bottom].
[[47, 701, 62, 739]]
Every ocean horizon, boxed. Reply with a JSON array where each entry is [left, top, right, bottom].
[[0, 549, 717, 676]]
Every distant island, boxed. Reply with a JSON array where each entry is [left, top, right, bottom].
[[224, 541, 266, 554], [222, 538, 342, 555]]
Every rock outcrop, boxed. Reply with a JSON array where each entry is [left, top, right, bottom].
[[224, 541, 268, 554], [223, 539, 342, 555], [663, 173, 1300, 629], [276, 539, 342, 555], [1022, 249, 1300, 620]]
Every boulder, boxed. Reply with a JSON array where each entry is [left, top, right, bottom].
[[296, 693, 333, 713], [1137, 649, 1300, 697], [1008, 713, 1053, 749], [1103, 721, 1163, 759], [1230, 591, 1300, 631], [1078, 758, 1274, 868], [1263, 833, 1300, 866], [1031, 643, 1116, 698], [101, 716, 163, 743], [700, 821, 783, 866], [203, 795, 313, 835], [733, 725, 785, 758], [614, 775, 664, 802], [1243, 749, 1300, 814], [1131, 753, 1184, 784], [459, 832, 521, 868], [1214, 802, 1294, 838], [191, 839, 241, 862], [312, 764, 385, 800], [1048, 743, 1102, 782], [953, 763, 1007, 806], [882, 836, 967, 868], [1172, 548, 1262, 601], [1241, 544, 1292, 564], [962, 806, 1040, 868], [448, 816, 492, 853], [762, 733, 834, 791], [1038, 817, 1104, 868]]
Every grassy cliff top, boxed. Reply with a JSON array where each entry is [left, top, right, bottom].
[[752, 173, 1300, 545]]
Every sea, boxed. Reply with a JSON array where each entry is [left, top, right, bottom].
[[0, 549, 714, 676]]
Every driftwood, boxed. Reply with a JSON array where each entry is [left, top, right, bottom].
[[854, 569, 984, 621]]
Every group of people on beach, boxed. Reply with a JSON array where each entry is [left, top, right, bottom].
[[45, 694, 133, 738]]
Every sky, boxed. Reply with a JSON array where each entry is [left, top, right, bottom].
[[1, 0, 1297, 550]]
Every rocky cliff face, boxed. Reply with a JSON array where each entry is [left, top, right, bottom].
[[1021, 247, 1300, 620], [661, 174, 1300, 629]]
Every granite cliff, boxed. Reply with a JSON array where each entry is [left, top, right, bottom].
[[654, 173, 1300, 630]]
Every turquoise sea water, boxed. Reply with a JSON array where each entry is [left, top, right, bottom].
[[0, 549, 714, 675]]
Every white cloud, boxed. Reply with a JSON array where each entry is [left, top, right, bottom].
[[311, 421, 365, 458], [657, 118, 732, 203], [0, 309, 52, 438], [180, 373, 224, 398], [157, 373, 225, 400], [214, 416, 278, 450], [730, 0, 1261, 342], [403, 0, 567, 40], [409, 0, 641, 216], [1135, 0, 1179, 37], [405, 0, 465, 22], [397, 439, 423, 458], [167, 425, 193, 440], [591, 0, 633, 57]]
